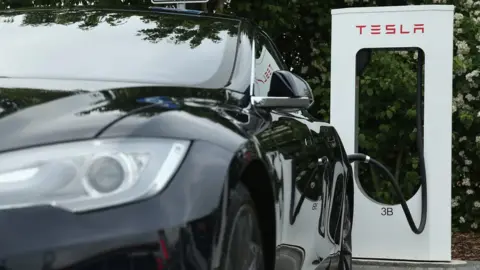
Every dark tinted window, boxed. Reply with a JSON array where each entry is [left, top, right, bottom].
[[0, 10, 239, 87], [253, 31, 285, 97]]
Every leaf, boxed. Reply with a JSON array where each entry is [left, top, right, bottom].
[[459, 112, 474, 129], [366, 88, 374, 96], [358, 133, 366, 146], [379, 124, 390, 133], [412, 161, 418, 169], [406, 108, 417, 119], [409, 131, 417, 141], [386, 110, 393, 119]]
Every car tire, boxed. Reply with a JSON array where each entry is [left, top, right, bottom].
[[220, 182, 265, 270]]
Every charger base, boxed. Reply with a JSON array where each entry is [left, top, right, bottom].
[[353, 258, 478, 269]]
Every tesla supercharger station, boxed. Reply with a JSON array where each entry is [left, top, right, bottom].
[[330, 5, 454, 261]]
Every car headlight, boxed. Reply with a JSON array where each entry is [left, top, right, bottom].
[[0, 138, 190, 212]]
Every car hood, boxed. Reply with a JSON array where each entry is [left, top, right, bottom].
[[0, 78, 234, 153]]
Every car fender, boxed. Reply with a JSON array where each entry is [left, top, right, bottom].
[[98, 106, 279, 266]]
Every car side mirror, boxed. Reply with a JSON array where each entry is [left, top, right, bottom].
[[251, 70, 314, 109]]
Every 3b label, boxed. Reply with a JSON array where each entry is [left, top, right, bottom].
[[381, 207, 393, 216]]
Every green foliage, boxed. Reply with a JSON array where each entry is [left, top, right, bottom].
[[449, 0, 480, 232], [1, 0, 479, 232], [356, 50, 422, 205]]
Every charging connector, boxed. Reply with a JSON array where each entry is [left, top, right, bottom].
[[347, 153, 427, 234]]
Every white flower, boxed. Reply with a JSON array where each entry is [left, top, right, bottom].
[[477, 111, 480, 117], [466, 160, 473, 165], [466, 70, 480, 87], [474, 201, 480, 208], [463, 178, 471, 186], [476, 136, 480, 143], [454, 93, 465, 106], [459, 136, 467, 142], [466, 93, 476, 101], [456, 40, 470, 55], [460, 216, 466, 223], [453, 200, 460, 207], [453, 196, 461, 208], [459, 150, 465, 157], [466, 70, 480, 83], [455, 13, 464, 26], [472, 223, 478, 229], [463, 166, 470, 172], [467, 189, 475, 195]]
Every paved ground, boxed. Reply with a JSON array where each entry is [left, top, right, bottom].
[[353, 259, 480, 269]]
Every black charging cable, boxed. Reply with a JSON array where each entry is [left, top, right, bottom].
[[348, 51, 427, 235]]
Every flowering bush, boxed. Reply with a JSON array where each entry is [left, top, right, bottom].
[[450, 0, 480, 231]]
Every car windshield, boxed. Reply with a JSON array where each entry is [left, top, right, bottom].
[[0, 10, 240, 87]]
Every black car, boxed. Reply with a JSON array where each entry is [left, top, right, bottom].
[[0, 6, 353, 270]]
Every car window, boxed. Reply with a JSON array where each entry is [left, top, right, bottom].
[[253, 31, 285, 97]]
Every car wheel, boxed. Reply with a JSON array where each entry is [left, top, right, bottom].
[[220, 182, 265, 270]]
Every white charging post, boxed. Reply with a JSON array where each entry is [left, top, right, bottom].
[[330, 5, 454, 261]]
